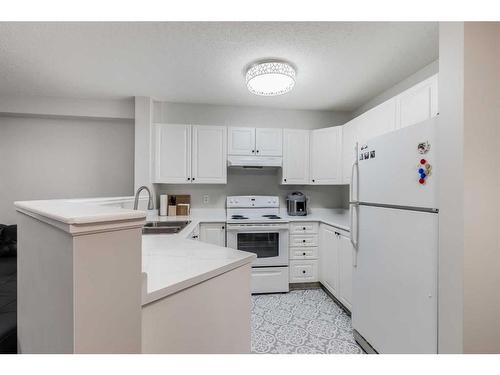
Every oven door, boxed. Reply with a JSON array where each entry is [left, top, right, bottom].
[[226, 224, 289, 267]]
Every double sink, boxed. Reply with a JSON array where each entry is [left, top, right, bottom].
[[142, 221, 191, 235]]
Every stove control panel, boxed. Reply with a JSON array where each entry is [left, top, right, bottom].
[[227, 196, 279, 208]]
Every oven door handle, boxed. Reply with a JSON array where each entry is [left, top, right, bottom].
[[226, 225, 290, 231]]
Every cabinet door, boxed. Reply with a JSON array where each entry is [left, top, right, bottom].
[[319, 224, 339, 296], [255, 128, 283, 156], [282, 129, 310, 184], [228, 127, 256, 155], [341, 118, 359, 185], [153, 124, 191, 183], [396, 74, 438, 129], [192, 125, 227, 184], [310, 126, 342, 185], [338, 234, 353, 311], [199, 223, 226, 247], [356, 97, 397, 146]]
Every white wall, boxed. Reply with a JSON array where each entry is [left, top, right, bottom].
[[352, 60, 439, 118], [438, 22, 500, 354], [156, 168, 348, 210], [153, 101, 351, 129], [437, 22, 465, 354], [0, 115, 134, 224], [462, 22, 500, 354]]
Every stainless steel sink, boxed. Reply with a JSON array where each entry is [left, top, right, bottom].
[[142, 221, 191, 235]]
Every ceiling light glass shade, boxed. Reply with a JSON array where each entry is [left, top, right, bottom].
[[246, 61, 296, 96]]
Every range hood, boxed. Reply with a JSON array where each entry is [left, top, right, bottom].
[[227, 155, 282, 168]]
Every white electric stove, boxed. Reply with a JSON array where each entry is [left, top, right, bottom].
[[226, 196, 289, 294]]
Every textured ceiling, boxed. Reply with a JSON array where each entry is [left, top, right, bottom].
[[0, 22, 438, 111]]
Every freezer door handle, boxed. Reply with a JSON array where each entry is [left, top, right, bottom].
[[349, 204, 359, 267], [349, 142, 359, 204]]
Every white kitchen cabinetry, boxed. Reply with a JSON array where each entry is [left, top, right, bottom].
[[154, 124, 192, 184], [255, 128, 283, 156], [282, 129, 310, 185], [153, 124, 227, 184], [228, 127, 282, 156], [289, 221, 319, 283], [341, 117, 359, 185], [338, 233, 353, 311], [356, 97, 397, 146], [310, 126, 342, 184], [199, 223, 226, 247], [192, 126, 227, 184], [319, 224, 339, 296], [227, 127, 255, 156], [319, 223, 353, 312], [396, 74, 438, 129]]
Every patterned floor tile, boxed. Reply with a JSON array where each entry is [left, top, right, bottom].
[[251, 289, 363, 354]]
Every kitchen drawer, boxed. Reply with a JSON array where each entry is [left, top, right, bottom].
[[252, 266, 289, 294], [289, 260, 319, 283], [289, 247, 318, 260], [290, 234, 319, 247], [290, 222, 319, 234]]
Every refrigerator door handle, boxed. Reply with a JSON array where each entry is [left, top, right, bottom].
[[349, 142, 359, 266]]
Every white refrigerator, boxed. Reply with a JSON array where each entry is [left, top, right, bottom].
[[350, 118, 438, 354]]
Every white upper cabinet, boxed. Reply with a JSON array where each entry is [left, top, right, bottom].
[[341, 117, 359, 185], [310, 126, 342, 184], [227, 127, 256, 156], [153, 124, 192, 183], [192, 125, 227, 184], [154, 124, 226, 184], [282, 129, 310, 185], [228, 127, 282, 156], [396, 74, 438, 129], [255, 128, 283, 156], [356, 97, 398, 145]]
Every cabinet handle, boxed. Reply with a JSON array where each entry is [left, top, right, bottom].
[[303, 252, 306, 256], [302, 239, 306, 243], [192, 177, 195, 181], [252, 150, 255, 153], [302, 270, 306, 274], [312, 179, 315, 182], [256, 150, 259, 153], [187, 177, 190, 181], [284, 178, 287, 182], [303, 227, 306, 230], [222, 226, 225, 230], [192, 235, 198, 239]]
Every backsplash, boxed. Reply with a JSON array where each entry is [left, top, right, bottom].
[[154, 168, 349, 210]]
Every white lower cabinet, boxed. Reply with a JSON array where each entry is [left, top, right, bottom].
[[289, 222, 319, 283], [319, 223, 353, 312], [199, 223, 226, 247], [289, 260, 318, 283]]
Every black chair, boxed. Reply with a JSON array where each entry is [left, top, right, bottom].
[[0, 224, 17, 354]]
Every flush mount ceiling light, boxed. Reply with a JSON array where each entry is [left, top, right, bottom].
[[246, 61, 296, 96]]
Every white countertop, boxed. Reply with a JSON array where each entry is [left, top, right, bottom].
[[280, 208, 350, 232], [15, 198, 146, 224], [141, 209, 255, 305]]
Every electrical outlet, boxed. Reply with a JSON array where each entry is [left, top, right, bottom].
[[202, 195, 210, 204]]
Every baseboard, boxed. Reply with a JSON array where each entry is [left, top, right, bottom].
[[353, 329, 378, 354], [319, 283, 351, 316], [289, 282, 321, 290]]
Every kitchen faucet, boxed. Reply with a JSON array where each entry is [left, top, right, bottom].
[[134, 186, 154, 210]]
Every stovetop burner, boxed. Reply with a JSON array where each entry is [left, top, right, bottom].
[[262, 215, 282, 219], [231, 215, 249, 220]]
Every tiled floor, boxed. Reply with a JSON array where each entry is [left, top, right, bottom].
[[251, 289, 363, 354]]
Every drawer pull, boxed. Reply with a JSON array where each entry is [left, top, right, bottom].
[[302, 270, 306, 274], [303, 227, 306, 230], [303, 252, 306, 256]]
